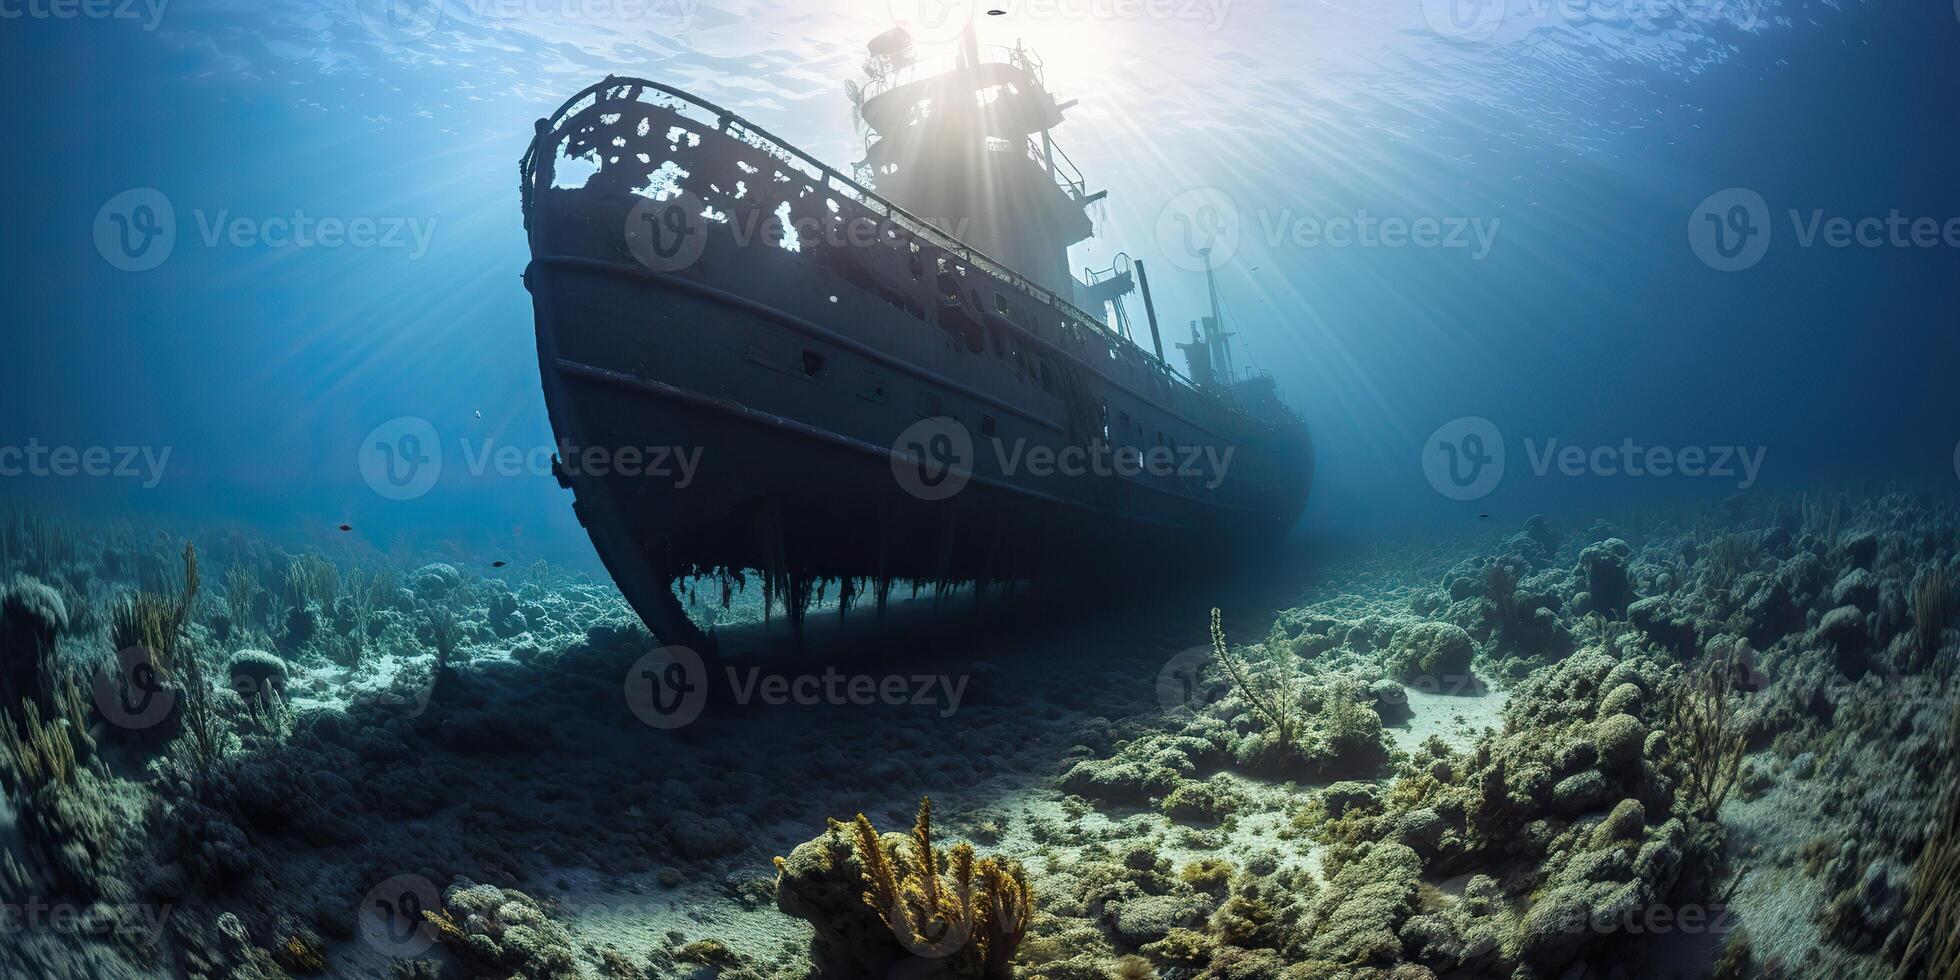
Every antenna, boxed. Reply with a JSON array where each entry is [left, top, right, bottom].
[[1199, 247, 1237, 383]]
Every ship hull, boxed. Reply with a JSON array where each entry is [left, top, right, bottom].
[[522, 79, 1313, 646]]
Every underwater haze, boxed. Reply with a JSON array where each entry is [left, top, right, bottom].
[[4, 1, 1960, 979], [5, 0, 1957, 557]]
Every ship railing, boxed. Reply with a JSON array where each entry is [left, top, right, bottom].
[[862, 43, 1046, 103], [524, 77, 1252, 420], [1028, 135, 1089, 202]]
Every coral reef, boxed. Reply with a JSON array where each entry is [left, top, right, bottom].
[[0, 492, 1952, 979], [776, 797, 1032, 979], [1892, 689, 1959, 979], [423, 879, 581, 979]]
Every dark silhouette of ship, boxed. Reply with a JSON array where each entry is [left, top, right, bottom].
[[519, 25, 1313, 649]]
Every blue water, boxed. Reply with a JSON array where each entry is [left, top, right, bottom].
[[3, 0, 1956, 563]]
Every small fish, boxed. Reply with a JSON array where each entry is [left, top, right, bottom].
[[337, 524, 353, 532], [491, 560, 508, 568], [475, 410, 482, 419], [986, 7, 1006, 14], [1478, 514, 1491, 521]]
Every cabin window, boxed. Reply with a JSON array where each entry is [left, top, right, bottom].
[[800, 349, 826, 378], [994, 293, 1018, 323], [980, 415, 998, 439]]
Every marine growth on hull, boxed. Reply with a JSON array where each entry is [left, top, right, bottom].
[[2, 492, 1954, 979]]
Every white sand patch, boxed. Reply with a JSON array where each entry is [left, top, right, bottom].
[[553, 870, 814, 970], [284, 650, 434, 714], [1384, 681, 1508, 754]]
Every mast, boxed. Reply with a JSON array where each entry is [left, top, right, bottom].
[[1134, 259, 1166, 363], [1199, 247, 1237, 384]]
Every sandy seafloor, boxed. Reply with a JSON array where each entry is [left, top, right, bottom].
[[0, 491, 1953, 980]]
